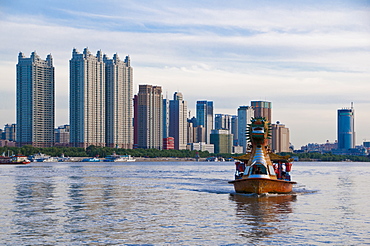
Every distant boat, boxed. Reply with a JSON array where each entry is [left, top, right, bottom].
[[228, 117, 296, 194], [206, 156, 225, 162], [81, 157, 100, 162], [57, 154, 74, 162], [104, 153, 135, 162], [29, 153, 55, 162], [0, 154, 30, 165]]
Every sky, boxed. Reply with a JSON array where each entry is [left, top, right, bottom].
[[0, 0, 369, 148]]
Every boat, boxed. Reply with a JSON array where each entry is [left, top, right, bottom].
[[0, 154, 31, 165], [104, 153, 136, 162], [228, 117, 296, 194], [206, 156, 225, 162], [81, 157, 100, 162], [57, 154, 74, 162], [29, 153, 56, 162]]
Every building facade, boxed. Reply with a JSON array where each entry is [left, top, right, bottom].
[[54, 124, 70, 146], [3, 124, 16, 142], [231, 115, 238, 146], [251, 101, 272, 123], [163, 137, 175, 150], [104, 54, 133, 149], [337, 107, 355, 150], [237, 106, 254, 153], [69, 48, 105, 148], [169, 92, 188, 150], [16, 51, 55, 147], [214, 114, 231, 130], [196, 100, 213, 143], [134, 85, 163, 149], [210, 129, 233, 154], [271, 122, 291, 153], [163, 98, 170, 139], [187, 142, 214, 153]]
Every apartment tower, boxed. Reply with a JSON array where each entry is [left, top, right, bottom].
[[104, 54, 133, 149], [271, 121, 291, 153], [133, 85, 163, 149], [16, 51, 55, 147], [169, 92, 188, 150], [69, 48, 105, 148]]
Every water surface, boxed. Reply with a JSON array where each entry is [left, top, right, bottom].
[[0, 161, 369, 245]]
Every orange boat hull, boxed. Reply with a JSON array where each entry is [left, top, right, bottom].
[[229, 178, 296, 194]]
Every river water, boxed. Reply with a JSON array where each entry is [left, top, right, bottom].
[[0, 161, 369, 245]]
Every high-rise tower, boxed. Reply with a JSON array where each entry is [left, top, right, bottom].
[[251, 101, 272, 123], [337, 105, 355, 150], [133, 85, 163, 149], [16, 51, 55, 147], [69, 48, 105, 148], [271, 121, 291, 153], [237, 106, 254, 153], [163, 98, 170, 139], [104, 54, 133, 149], [196, 100, 213, 143], [215, 114, 232, 130], [169, 92, 188, 150]]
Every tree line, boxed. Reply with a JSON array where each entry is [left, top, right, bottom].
[[0, 145, 215, 159], [1, 145, 370, 162], [279, 152, 370, 162]]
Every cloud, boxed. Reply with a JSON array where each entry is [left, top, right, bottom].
[[0, 1, 369, 147]]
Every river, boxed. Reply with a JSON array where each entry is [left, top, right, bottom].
[[0, 161, 369, 245]]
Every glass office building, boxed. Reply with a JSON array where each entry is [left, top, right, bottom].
[[337, 107, 355, 150]]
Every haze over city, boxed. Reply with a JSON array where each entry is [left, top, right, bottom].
[[1, 0, 369, 148]]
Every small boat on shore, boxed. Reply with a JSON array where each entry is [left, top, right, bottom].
[[81, 157, 100, 162], [104, 153, 135, 162], [206, 156, 225, 162], [0, 154, 31, 165], [228, 117, 296, 194], [29, 153, 56, 162]]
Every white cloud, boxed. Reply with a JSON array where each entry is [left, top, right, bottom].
[[0, 1, 369, 147]]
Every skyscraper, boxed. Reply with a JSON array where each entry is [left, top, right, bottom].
[[210, 129, 233, 154], [16, 51, 55, 147], [215, 114, 231, 130], [271, 121, 291, 153], [337, 106, 355, 150], [251, 101, 272, 123], [163, 98, 170, 139], [169, 92, 188, 150], [69, 48, 105, 148], [4, 124, 16, 142], [237, 106, 254, 152], [231, 115, 238, 146], [196, 100, 213, 143], [104, 54, 133, 149], [134, 85, 163, 149]]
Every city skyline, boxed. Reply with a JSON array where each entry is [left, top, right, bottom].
[[1, 1, 369, 148]]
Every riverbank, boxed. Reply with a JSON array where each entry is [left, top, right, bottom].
[[64, 157, 208, 162]]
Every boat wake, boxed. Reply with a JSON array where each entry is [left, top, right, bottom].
[[292, 183, 318, 195]]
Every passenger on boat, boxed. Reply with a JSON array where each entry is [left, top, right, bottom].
[[234, 162, 245, 179], [282, 171, 287, 180], [252, 165, 267, 175]]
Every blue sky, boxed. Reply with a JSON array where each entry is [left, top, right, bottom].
[[1, 0, 369, 148]]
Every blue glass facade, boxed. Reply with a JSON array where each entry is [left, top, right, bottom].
[[196, 101, 213, 143], [337, 108, 354, 150]]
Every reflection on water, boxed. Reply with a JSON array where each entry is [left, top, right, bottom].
[[230, 193, 296, 243], [0, 162, 369, 245], [12, 176, 59, 244]]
